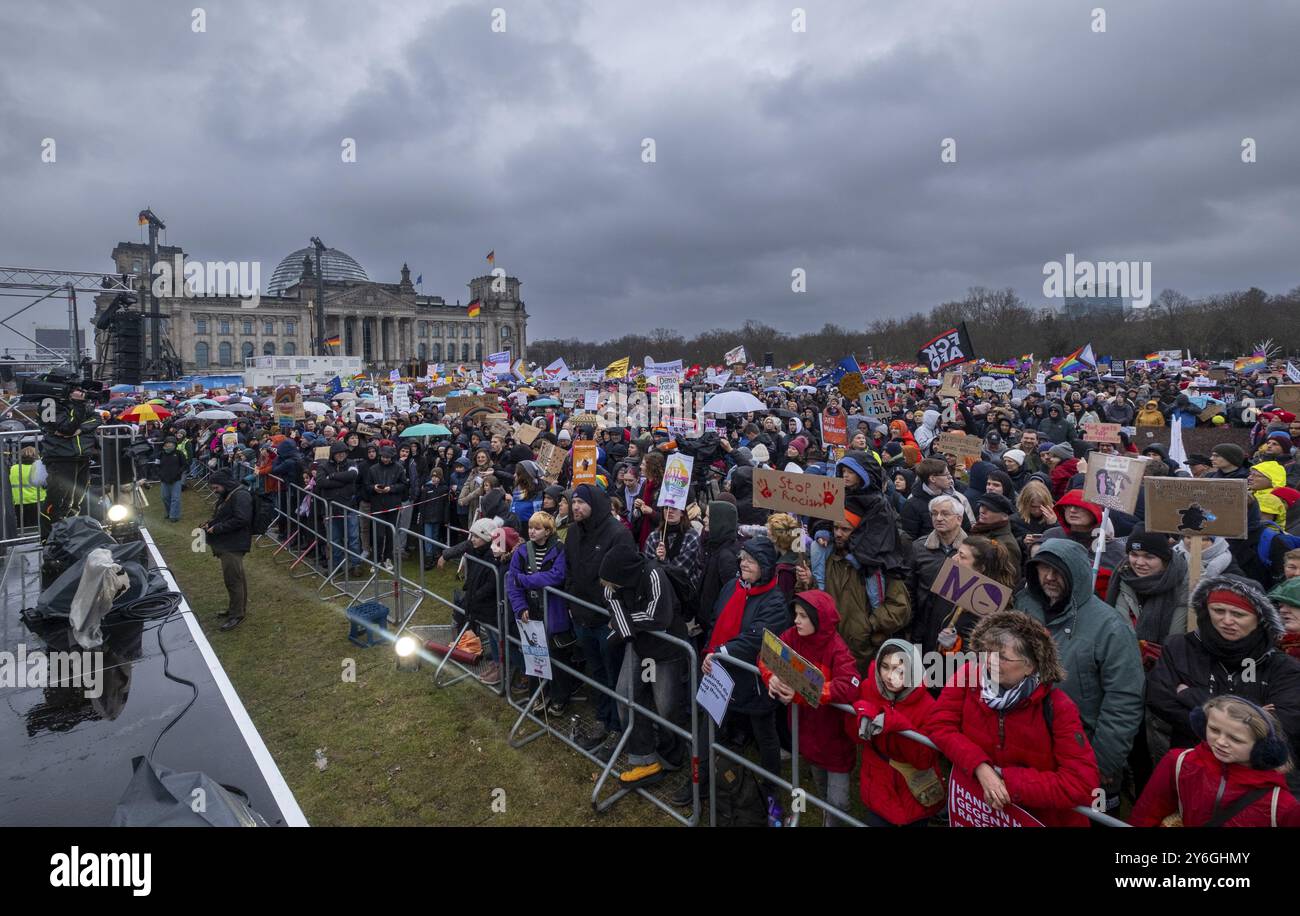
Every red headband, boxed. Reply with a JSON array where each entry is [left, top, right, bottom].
[[1207, 589, 1257, 616]]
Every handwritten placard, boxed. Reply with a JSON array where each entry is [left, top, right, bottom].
[[752, 468, 845, 521], [760, 630, 826, 708], [1081, 422, 1122, 445], [928, 556, 1012, 618]]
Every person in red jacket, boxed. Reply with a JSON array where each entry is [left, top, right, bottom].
[[850, 638, 944, 827], [759, 590, 859, 825], [928, 610, 1101, 827], [1130, 696, 1300, 827]]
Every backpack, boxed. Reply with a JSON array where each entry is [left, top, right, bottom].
[[713, 761, 768, 827], [658, 560, 698, 621], [251, 493, 275, 536]]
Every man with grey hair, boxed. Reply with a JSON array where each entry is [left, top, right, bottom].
[[907, 495, 967, 655]]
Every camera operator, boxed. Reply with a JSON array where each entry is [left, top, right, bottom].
[[38, 380, 102, 542]]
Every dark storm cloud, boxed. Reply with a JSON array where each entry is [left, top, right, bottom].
[[1, 0, 1297, 349]]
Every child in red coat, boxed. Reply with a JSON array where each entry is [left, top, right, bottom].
[[1131, 696, 1300, 827], [759, 590, 859, 825], [849, 639, 944, 827]]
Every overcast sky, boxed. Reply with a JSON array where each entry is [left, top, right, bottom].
[[2, 0, 1297, 352]]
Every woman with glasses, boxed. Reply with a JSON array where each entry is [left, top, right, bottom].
[[929, 609, 1101, 827]]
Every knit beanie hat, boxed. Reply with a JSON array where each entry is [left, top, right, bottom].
[[598, 541, 645, 589], [1126, 526, 1173, 564], [469, 516, 501, 541], [1002, 448, 1026, 468], [1048, 443, 1075, 462], [1269, 577, 1300, 609], [1212, 443, 1245, 468]]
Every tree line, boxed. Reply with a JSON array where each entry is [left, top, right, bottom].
[[529, 285, 1300, 368]]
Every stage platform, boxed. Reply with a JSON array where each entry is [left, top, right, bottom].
[[0, 529, 307, 826]]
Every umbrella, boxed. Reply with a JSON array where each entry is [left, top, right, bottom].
[[147, 398, 170, 405], [399, 423, 451, 438], [226, 402, 254, 413], [701, 391, 767, 414], [109, 384, 137, 393], [763, 386, 784, 393], [196, 409, 237, 420], [105, 398, 137, 410], [119, 404, 171, 422], [767, 408, 798, 419], [181, 398, 220, 407], [528, 397, 560, 407], [794, 385, 817, 393], [303, 401, 331, 415]]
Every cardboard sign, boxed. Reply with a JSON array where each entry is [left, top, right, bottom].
[[428, 384, 453, 398], [1083, 453, 1146, 514], [514, 423, 541, 446], [535, 440, 566, 482], [1197, 402, 1224, 423], [1208, 368, 1228, 382], [859, 389, 890, 419], [1081, 422, 1122, 445], [949, 767, 1044, 828], [1273, 385, 1300, 413], [821, 410, 847, 448], [355, 423, 381, 437], [928, 556, 1012, 618], [939, 371, 963, 398], [934, 432, 983, 461], [1143, 477, 1249, 539], [483, 413, 512, 439], [273, 385, 303, 421], [657, 453, 694, 510], [572, 441, 598, 486], [760, 630, 826, 708], [314, 446, 330, 461], [446, 393, 498, 415], [752, 468, 845, 521]]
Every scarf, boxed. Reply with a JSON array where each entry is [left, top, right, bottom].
[[1111, 553, 1187, 643], [707, 576, 778, 653], [980, 668, 1040, 711], [1197, 616, 1270, 667]]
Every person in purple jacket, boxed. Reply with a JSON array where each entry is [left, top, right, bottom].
[[507, 511, 575, 713]]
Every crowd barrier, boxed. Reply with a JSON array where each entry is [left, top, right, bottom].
[[148, 443, 1129, 827]]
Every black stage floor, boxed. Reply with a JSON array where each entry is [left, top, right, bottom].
[[0, 531, 306, 826]]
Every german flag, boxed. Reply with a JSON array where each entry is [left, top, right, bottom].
[[324, 334, 341, 348], [485, 251, 495, 265], [467, 299, 481, 318]]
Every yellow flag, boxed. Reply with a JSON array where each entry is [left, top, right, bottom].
[[604, 356, 630, 379]]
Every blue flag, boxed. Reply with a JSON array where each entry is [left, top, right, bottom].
[[416, 274, 422, 285], [816, 355, 862, 388], [328, 375, 342, 395]]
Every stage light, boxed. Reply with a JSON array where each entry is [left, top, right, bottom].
[[107, 504, 132, 524], [395, 635, 420, 672]]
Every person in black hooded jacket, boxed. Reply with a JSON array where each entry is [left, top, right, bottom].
[[727, 465, 768, 526], [565, 483, 636, 749], [697, 500, 741, 635], [365, 445, 408, 568], [204, 469, 254, 631]]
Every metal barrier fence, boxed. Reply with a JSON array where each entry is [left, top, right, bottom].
[[211, 466, 1129, 828]]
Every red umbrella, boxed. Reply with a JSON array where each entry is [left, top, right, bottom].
[[120, 404, 172, 422]]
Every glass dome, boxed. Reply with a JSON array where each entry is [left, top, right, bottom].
[[266, 246, 369, 295]]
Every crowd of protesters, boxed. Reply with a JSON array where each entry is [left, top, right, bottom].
[[115, 355, 1300, 827]]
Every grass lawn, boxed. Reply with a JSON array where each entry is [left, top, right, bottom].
[[143, 484, 674, 827]]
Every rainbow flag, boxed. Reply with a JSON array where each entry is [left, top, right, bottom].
[[1234, 355, 1267, 374], [788, 361, 807, 372], [1053, 344, 1096, 377]]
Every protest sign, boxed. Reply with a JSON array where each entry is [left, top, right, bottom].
[[355, 422, 380, 437], [657, 453, 694, 509], [1081, 422, 1122, 445], [1197, 402, 1224, 423], [991, 378, 1013, 394], [939, 371, 962, 398], [583, 389, 599, 411], [820, 410, 847, 447], [934, 432, 983, 461], [859, 389, 890, 419], [273, 385, 303, 421], [221, 432, 238, 454], [314, 446, 330, 461], [1273, 385, 1300, 413], [760, 630, 826, 707], [517, 618, 552, 680], [535, 440, 566, 481], [1144, 477, 1249, 539], [928, 556, 1012, 618], [572, 441, 598, 486], [696, 664, 734, 728], [664, 415, 701, 439], [949, 767, 1044, 828], [752, 468, 845, 522], [1286, 363, 1300, 384], [1083, 453, 1146, 514], [514, 423, 541, 446], [1208, 368, 1228, 382], [429, 384, 453, 398], [446, 393, 498, 415], [484, 414, 512, 439]]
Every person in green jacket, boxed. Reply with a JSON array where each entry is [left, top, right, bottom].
[[1015, 538, 1144, 812]]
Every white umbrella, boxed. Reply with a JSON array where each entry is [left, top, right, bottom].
[[334, 390, 357, 400], [303, 401, 331, 415], [196, 409, 237, 420], [794, 385, 817, 393], [701, 391, 766, 414]]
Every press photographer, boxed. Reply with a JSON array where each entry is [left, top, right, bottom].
[[21, 367, 104, 541]]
